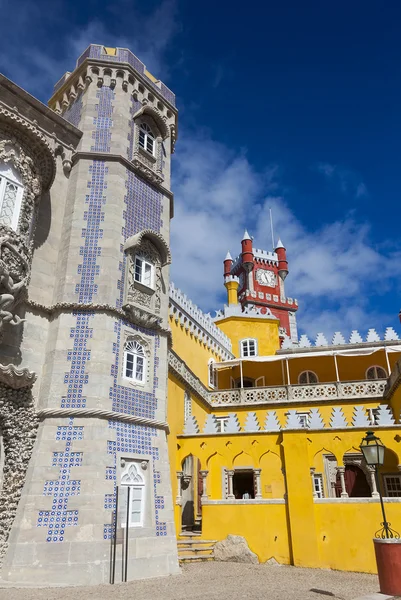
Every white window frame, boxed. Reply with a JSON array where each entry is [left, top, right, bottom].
[[366, 365, 387, 380], [215, 416, 229, 433], [255, 376, 265, 387], [121, 462, 146, 527], [208, 359, 218, 389], [124, 340, 146, 384], [313, 473, 324, 498], [383, 474, 401, 497], [134, 255, 154, 289], [240, 338, 258, 358], [138, 122, 155, 156], [297, 411, 310, 428], [298, 370, 319, 384], [367, 407, 380, 426], [184, 390, 192, 421], [0, 163, 24, 231]]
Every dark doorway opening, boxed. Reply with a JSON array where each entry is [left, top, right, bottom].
[[233, 470, 255, 499]]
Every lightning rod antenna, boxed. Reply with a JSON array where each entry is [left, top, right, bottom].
[[269, 207, 275, 250]]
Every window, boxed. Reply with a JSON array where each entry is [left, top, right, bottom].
[[124, 340, 146, 383], [367, 407, 379, 426], [313, 474, 324, 498], [208, 359, 218, 389], [383, 474, 401, 497], [366, 366, 387, 380], [298, 371, 318, 384], [138, 122, 155, 156], [121, 462, 145, 527], [215, 416, 229, 432], [240, 339, 258, 358], [184, 391, 192, 421], [297, 412, 310, 428], [134, 256, 154, 288], [232, 470, 255, 499], [0, 163, 23, 231]]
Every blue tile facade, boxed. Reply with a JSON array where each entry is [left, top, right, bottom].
[[63, 93, 83, 128]]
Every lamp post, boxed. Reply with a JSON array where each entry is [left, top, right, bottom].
[[359, 431, 396, 539]]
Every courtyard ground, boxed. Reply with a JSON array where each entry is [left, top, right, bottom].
[[1, 562, 380, 600]]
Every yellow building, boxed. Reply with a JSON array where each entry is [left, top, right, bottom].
[[167, 234, 401, 574]]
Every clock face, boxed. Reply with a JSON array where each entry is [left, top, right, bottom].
[[255, 269, 276, 288]]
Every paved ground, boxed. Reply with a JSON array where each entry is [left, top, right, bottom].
[[2, 562, 379, 600]]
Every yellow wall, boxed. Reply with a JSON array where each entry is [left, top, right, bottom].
[[216, 316, 280, 358]]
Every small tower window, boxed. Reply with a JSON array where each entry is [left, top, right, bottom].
[[0, 163, 24, 231], [138, 122, 155, 156], [121, 461, 146, 527], [124, 340, 146, 383], [298, 371, 318, 384], [240, 339, 258, 358], [366, 366, 387, 380], [208, 359, 218, 389], [134, 256, 154, 288]]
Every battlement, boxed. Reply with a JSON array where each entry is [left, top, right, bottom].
[[281, 327, 401, 350], [169, 283, 233, 359], [52, 44, 176, 106]]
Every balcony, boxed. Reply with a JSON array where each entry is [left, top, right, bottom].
[[209, 379, 387, 407]]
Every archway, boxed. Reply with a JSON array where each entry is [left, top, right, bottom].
[[180, 454, 202, 533], [335, 464, 371, 497]]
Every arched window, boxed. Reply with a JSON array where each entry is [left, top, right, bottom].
[[240, 338, 258, 358], [298, 371, 318, 384], [124, 340, 146, 383], [184, 390, 192, 421], [138, 122, 155, 156], [0, 163, 24, 231], [366, 366, 387, 380], [121, 462, 145, 527]]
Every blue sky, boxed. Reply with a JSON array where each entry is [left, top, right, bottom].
[[1, 0, 401, 340]]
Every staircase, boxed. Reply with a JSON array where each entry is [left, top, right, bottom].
[[177, 534, 217, 563]]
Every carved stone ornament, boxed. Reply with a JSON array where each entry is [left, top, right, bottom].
[[0, 363, 37, 389]]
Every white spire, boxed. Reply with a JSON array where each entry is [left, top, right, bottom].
[[242, 229, 251, 241], [276, 238, 285, 249], [225, 251, 232, 260]]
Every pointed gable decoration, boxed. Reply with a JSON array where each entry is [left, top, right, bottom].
[[244, 412, 261, 432], [203, 414, 219, 434], [299, 334, 312, 348], [183, 415, 200, 435], [352, 406, 370, 428], [309, 408, 325, 429], [384, 327, 399, 341], [264, 411, 281, 431], [349, 330, 363, 344], [225, 412, 241, 433], [315, 333, 328, 347], [285, 409, 303, 429], [376, 404, 395, 426], [330, 407, 348, 429], [281, 336, 293, 349], [366, 328, 381, 342], [332, 332, 346, 345]]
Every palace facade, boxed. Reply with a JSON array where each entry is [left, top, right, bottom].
[[0, 44, 399, 587]]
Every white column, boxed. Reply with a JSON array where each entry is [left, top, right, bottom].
[[200, 470, 209, 502], [254, 469, 262, 499], [336, 466, 348, 498], [226, 469, 235, 499], [285, 358, 291, 384], [310, 467, 317, 498], [176, 471, 183, 505], [385, 348, 391, 375], [239, 360, 244, 389], [368, 466, 379, 498], [334, 354, 340, 382]]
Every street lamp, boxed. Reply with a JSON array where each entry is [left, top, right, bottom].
[[360, 431, 398, 539]]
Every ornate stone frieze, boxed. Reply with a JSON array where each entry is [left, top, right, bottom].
[[0, 231, 30, 334], [168, 350, 210, 406], [124, 238, 162, 316], [132, 157, 164, 185], [0, 363, 36, 389]]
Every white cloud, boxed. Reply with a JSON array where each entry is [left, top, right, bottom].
[[171, 131, 401, 339]]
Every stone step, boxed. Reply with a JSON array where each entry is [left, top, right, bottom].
[[177, 539, 217, 545], [178, 546, 214, 554], [178, 555, 214, 562]]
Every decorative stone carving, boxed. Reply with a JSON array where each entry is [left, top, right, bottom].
[[0, 364, 36, 389], [124, 239, 162, 315], [0, 233, 30, 334]]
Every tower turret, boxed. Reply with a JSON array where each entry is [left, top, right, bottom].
[[241, 229, 254, 273], [275, 238, 289, 280], [224, 251, 233, 278]]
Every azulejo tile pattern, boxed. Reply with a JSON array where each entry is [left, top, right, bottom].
[[92, 87, 114, 152], [127, 99, 142, 160], [63, 92, 83, 128], [37, 419, 82, 542]]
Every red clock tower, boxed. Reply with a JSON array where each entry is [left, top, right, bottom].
[[224, 231, 299, 343]]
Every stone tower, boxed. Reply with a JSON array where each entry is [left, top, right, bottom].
[[0, 44, 179, 585]]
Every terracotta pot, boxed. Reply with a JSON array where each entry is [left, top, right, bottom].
[[374, 538, 401, 596]]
